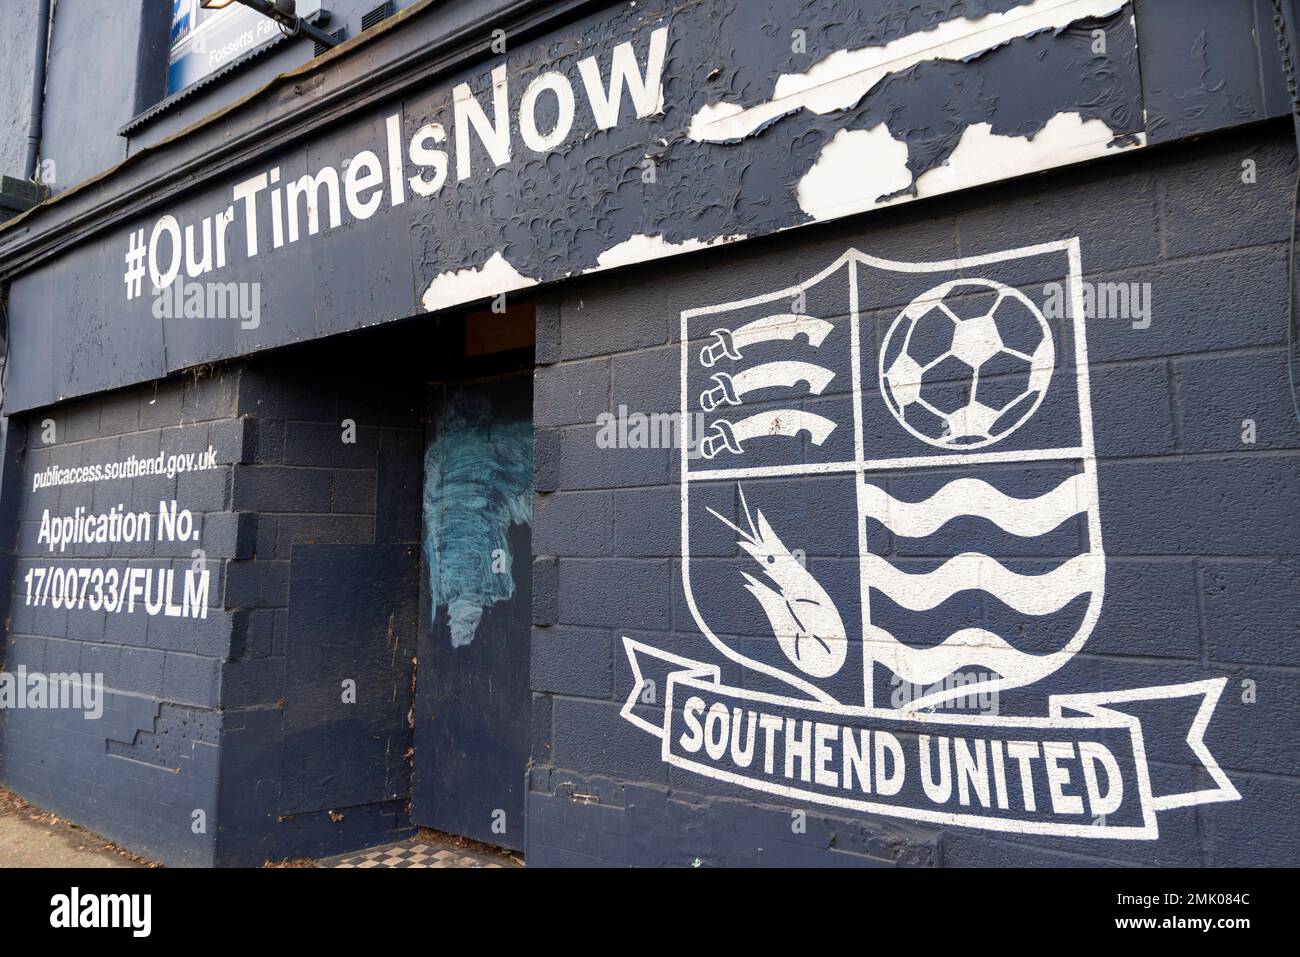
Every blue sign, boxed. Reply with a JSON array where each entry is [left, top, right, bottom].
[[167, 0, 282, 95]]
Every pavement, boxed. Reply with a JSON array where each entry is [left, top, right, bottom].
[[0, 787, 144, 868]]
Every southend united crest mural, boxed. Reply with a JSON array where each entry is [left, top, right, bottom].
[[621, 240, 1240, 838]]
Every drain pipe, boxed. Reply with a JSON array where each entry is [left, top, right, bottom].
[[24, 0, 53, 181]]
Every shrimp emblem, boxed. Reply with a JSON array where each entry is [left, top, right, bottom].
[[707, 486, 848, 679]]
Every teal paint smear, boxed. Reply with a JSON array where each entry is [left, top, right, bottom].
[[423, 393, 533, 648]]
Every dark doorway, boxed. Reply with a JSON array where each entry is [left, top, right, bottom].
[[411, 370, 533, 851]]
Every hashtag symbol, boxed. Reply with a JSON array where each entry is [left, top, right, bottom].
[[123, 228, 147, 300]]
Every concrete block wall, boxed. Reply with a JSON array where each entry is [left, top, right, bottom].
[[526, 123, 1300, 867], [0, 371, 242, 866], [4, 122, 1298, 868], [213, 350, 425, 866], [0, 341, 427, 866]]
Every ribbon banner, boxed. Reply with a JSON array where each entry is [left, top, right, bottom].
[[621, 639, 1240, 839]]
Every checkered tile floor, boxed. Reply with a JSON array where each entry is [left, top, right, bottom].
[[325, 838, 519, 868]]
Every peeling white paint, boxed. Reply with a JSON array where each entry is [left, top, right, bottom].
[[689, 0, 1128, 142], [796, 125, 913, 221], [796, 112, 1143, 221], [590, 232, 749, 271], [420, 250, 538, 311], [911, 112, 1145, 197]]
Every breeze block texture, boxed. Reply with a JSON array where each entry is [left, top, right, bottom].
[[525, 124, 1300, 867], [0, 340, 426, 866]]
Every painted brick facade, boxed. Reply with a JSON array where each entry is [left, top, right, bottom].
[[0, 343, 428, 866], [213, 349, 425, 866], [3, 123, 1297, 867], [1, 373, 237, 865], [1, 0, 1299, 868], [526, 124, 1300, 867]]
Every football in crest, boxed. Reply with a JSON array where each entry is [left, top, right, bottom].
[[879, 278, 1055, 449]]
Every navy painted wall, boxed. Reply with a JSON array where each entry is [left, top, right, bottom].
[[0, 0, 1297, 869], [2, 124, 1297, 866], [1, 372, 239, 866], [527, 123, 1300, 867], [213, 342, 427, 866], [0, 331, 433, 866]]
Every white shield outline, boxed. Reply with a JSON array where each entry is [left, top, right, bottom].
[[680, 238, 1104, 711]]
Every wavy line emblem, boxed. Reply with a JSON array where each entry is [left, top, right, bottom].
[[861, 472, 1092, 538], [632, 241, 1241, 839]]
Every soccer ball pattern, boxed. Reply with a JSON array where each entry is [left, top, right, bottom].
[[879, 279, 1055, 449]]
